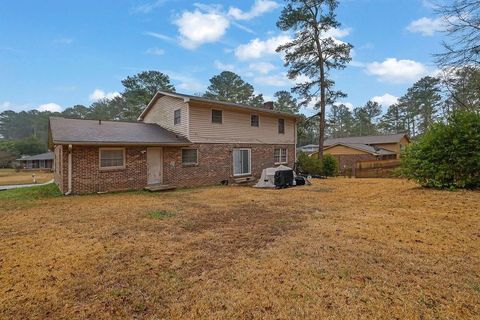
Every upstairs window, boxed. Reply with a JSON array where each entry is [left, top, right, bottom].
[[278, 119, 285, 134], [274, 148, 288, 164], [212, 109, 223, 124], [251, 114, 259, 127], [99, 148, 125, 169], [174, 109, 181, 125]]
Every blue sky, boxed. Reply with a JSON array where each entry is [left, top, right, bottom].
[[0, 0, 446, 116]]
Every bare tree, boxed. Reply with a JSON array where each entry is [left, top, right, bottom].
[[435, 0, 480, 67]]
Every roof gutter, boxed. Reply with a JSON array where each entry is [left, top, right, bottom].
[[52, 141, 192, 146]]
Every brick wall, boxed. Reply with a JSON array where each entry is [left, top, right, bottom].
[[163, 143, 295, 187], [55, 143, 295, 194]]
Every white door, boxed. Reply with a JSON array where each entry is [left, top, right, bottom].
[[147, 147, 163, 184]]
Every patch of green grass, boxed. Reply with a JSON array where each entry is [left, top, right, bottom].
[[147, 210, 176, 219], [0, 183, 61, 201], [472, 283, 480, 294]]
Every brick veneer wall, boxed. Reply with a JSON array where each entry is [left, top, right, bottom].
[[163, 143, 295, 187], [55, 143, 295, 194], [70, 146, 147, 194], [334, 154, 378, 175]]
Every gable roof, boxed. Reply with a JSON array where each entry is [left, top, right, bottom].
[[138, 91, 301, 121], [324, 133, 409, 146], [17, 151, 54, 161], [49, 117, 191, 146], [324, 143, 396, 156]]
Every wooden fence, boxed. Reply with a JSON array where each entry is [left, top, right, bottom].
[[355, 159, 401, 178]]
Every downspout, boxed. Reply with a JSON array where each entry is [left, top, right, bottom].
[[65, 144, 72, 195]]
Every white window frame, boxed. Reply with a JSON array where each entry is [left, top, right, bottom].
[[174, 109, 181, 125], [250, 114, 259, 127], [232, 148, 251, 176], [274, 148, 288, 164], [99, 148, 126, 170], [211, 109, 223, 124], [181, 148, 198, 165]]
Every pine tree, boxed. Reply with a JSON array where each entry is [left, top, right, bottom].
[[273, 91, 299, 114], [276, 0, 352, 160], [203, 71, 264, 107], [327, 104, 354, 138], [378, 104, 407, 134]]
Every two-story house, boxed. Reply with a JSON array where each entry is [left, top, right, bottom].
[[49, 91, 299, 194]]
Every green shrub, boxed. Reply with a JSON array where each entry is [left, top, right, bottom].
[[297, 151, 338, 177], [322, 154, 339, 177], [401, 110, 480, 189]]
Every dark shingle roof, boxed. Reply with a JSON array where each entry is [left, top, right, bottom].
[[324, 133, 408, 146], [18, 151, 54, 161], [139, 91, 301, 121], [49, 117, 191, 145]]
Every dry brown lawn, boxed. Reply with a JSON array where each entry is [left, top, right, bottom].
[[0, 178, 479, 319], [0, 169, 53, 186]]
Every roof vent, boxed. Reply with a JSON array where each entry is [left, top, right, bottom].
[[263, 101, 274, 110]]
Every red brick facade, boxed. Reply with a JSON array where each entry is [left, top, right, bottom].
[[54, 143, 295, 194]]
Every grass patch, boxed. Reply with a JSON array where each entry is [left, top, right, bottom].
[[147, 210, 176, 219], [0, 183, 61, 200]]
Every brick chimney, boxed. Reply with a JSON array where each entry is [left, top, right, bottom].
[[263, 101, 274, 110]]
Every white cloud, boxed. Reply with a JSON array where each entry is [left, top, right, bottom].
[[254, 72, 308, 87], [174, 9, 230, 49], [89, 89, 121, 101], [132, 0, 167, 13], [214, 60, 236, 71], [235, 34, 291, 60], [145, 47, 165, 55], [366, 58, 429, 83], [144, 31, 174, 41], [248, 62, 276, 74], [333, 102, 354, 110], [228, 0, 279, 20], [37, 103, 62, 112], [255, 73, 290, 86], [322, 27, 351, 39], [371, 93, 399, 107], [0, 101, 12, 110], [169, 74, 205, 92], [407, 17, 446, 36]]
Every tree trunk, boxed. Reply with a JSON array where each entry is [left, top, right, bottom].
[[318, 78, 326, 161]]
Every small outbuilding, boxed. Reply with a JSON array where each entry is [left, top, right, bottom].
[[17, 151, 54, 170]]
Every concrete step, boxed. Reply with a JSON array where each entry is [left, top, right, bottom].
[[144, 184, 177, 192]]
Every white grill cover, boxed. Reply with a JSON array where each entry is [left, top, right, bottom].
[[254, 165, 293, 188]]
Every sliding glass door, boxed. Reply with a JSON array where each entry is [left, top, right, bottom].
[[233, 148, 251, 176]]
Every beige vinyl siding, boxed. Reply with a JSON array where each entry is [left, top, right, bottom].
[[188, 105, 295, 144], [142, 95, 189, 137]]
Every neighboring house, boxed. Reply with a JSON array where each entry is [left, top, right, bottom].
[[298, 144, 319, 154], [17, 151, 54, 170], [49, 91, 299, 195], [309, 133, 410, 173]]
